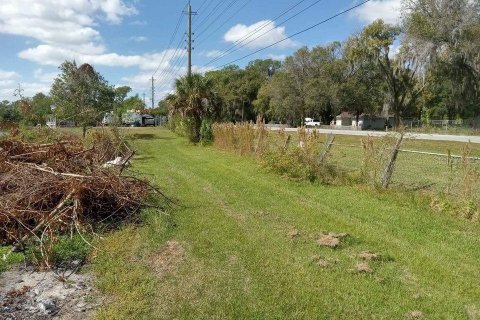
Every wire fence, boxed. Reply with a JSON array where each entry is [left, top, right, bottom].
[[213, 123, 480, 209]]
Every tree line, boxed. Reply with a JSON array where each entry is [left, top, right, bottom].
[[0, 61, 161, 136], [165, 0, 480, 142]]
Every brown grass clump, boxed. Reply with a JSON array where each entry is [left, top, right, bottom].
[[236, 122, 255, 155], [317, 233, 347, 248], [361, 135, 396, 188], [254, 117, 268, 156]]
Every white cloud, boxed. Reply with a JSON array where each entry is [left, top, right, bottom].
[[0, 70, 50, 101], [0, 70, 20, 80], [130, 36, 148, 42], [205, 50, 224, 58], [224, 20, 296, 49], [351, 0, 402, 25], [19, 46, 185, 71], [33, 69, 58, 83], [0, 70, 20, 92], [0, 0, 137, 57], [267, 54, 286, 61]]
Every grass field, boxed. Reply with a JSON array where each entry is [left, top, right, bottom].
[[93, 127, 480, 319]]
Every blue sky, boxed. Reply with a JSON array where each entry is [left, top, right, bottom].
[[0, 0, 401, 105]]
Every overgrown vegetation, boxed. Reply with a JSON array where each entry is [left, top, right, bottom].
[[212, 123, 480, 221], [93, 128, 480, 319]]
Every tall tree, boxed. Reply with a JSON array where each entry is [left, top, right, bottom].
[[403, 0, 480, 118], [30, 93, 53, 125], [50, 61, 114, 136], [347, 20, 424, 126]]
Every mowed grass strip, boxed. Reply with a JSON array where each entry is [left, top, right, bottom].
[[94, 128, 480, 320]]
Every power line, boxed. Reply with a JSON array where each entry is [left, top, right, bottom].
[[202, 0, 310, 67], [156, 54, 187, 95], [194, 0, 213, 23], [193, 0, 240, 41], [154, 33, 187, 89], [194, 0, 252, 46], [217, 0, 372, 68], [154, 33, 188, 90], [193, 0, 224, 31], [205, 0, 326, 66], [140, 1, 188, 101], [196, 0, 209, 13], [151, 3, 187, 78]]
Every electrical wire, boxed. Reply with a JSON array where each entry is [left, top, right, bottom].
[[204, 0, 326, 66], [217, 0, 372, 68], [193, 0, 240, 41], [201, 0, 310, 67], [194, 0, 252, 47]]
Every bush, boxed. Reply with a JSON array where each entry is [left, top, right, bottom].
[[200, 118, 214, 145]]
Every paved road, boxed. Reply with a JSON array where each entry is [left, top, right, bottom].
[[269, 127, 480, 144]]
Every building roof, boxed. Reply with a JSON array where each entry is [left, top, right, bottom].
[[336, 112, 353, 118]]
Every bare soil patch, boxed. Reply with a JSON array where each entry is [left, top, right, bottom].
[[149, 240, 185, 279], [287, 227, 300, 239], [0, 266, 101, 319], [355, 262, 373, 273], [358, 251, 380, 261], [317, 233, 348, 248]]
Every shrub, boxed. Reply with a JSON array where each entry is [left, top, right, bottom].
[[200, 118, 214, 145]]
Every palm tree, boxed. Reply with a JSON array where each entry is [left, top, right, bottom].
[[173, 73, 216, 142]]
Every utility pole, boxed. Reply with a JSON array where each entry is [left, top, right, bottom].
[[186, 0, 196, 77], [13, 83, 24, 99], [151, 77, 155, 109], [143, 92, 146, 107]]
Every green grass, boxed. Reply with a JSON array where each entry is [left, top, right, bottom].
[[279, 132, 480, 196], [0, 247, 24, 273], [93, 128, 480, 319]]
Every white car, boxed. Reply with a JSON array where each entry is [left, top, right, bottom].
[[304, 118, 321, 127]]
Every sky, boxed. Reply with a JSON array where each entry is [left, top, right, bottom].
[[0, 0, 401, 106]]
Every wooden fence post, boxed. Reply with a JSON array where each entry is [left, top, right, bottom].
[[381, 133, 404, 188], [319, 134, 335, 164], [283, 135, 291, 150]]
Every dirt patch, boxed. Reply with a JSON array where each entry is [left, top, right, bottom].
[[466, 305, 479, 320], [311, 256, 337, 268], [317, 233, 347, 248], [355, 262, 373, 273], [358, 251, 380, 261], [287, 228, 300, 239], [0, 266, 101, 319], [408, 310, 424, 319], [149, 240, 185, 279]]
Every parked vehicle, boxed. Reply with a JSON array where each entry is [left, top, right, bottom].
[[141, 115, 155, 127], [304, 117, 321, 127]]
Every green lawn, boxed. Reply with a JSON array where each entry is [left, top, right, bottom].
[[93, 128, 480, 319]]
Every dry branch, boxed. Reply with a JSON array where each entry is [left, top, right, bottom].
[[0, 131, 163, 267]]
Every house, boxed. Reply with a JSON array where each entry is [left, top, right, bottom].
[[46, 115, 56, 128], [353, 114, 389, 130], [334, 112, 394, 130], [335, 112, 353, 127]]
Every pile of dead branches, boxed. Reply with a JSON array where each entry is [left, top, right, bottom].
[[0, 130, 159, 266]]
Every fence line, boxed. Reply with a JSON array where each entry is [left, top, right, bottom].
[[311, 141, 480, 161]]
